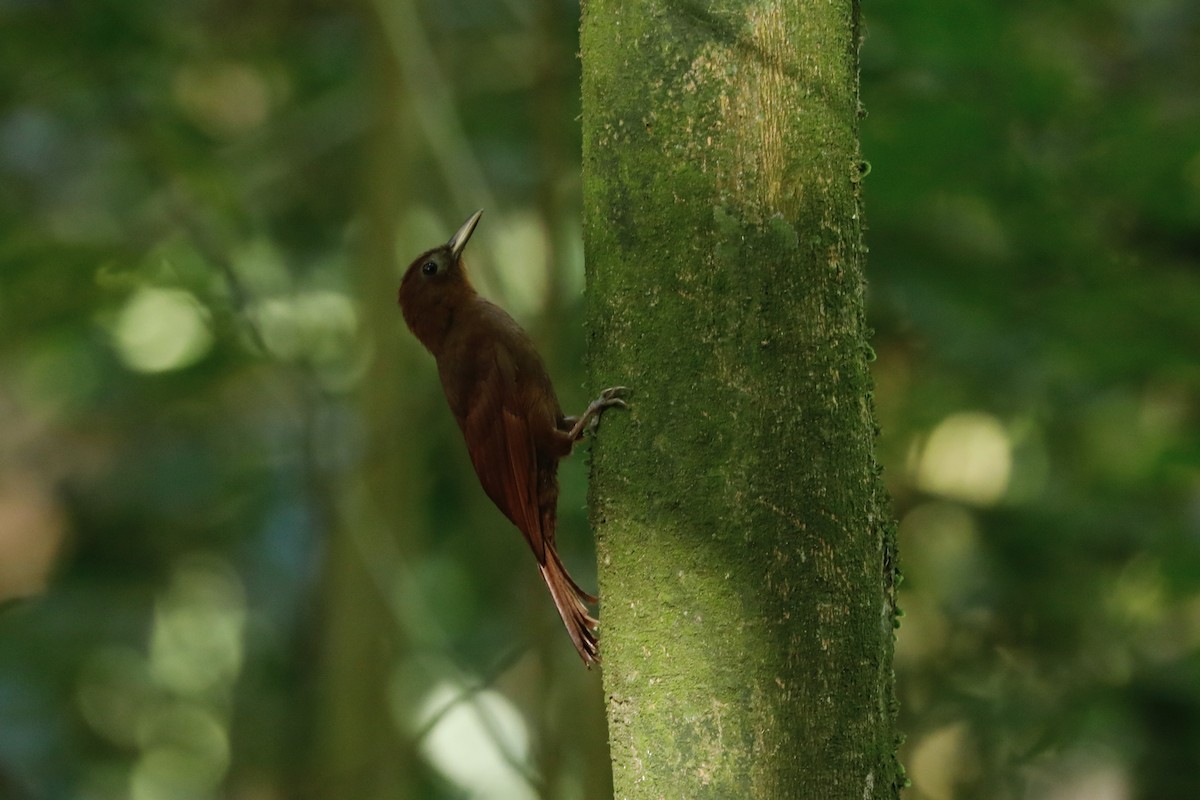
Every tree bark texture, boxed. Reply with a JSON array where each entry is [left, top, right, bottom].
[[581, 1, 900, 797]]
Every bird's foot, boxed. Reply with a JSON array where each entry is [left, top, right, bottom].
[[567, 386, 630, 441]]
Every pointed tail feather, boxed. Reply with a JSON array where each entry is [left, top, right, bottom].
[[539, 550, 600, 665], [547, 545, 598, 605]]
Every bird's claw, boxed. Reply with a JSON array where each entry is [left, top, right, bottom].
[[594, 386, 630, 411], [568, 386, 631, 441]]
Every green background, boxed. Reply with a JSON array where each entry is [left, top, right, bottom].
[[0, 1, 1197, 798]]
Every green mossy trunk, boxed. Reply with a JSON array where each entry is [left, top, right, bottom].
[[581, 1, 901, 797]]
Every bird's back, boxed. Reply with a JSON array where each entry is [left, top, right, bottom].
[[435, 296, 564, 559]]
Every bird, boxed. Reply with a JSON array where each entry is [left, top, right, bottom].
[[398, 210, 627, 665]]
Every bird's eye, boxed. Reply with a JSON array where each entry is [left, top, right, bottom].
[[421, 260, 438, 276]]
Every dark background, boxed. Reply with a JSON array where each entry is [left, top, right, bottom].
[[1, 1, 1198, 798]]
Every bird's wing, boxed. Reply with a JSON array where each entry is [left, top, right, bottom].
[[449, 336, 599, 664], [458, 342, 547, 564]]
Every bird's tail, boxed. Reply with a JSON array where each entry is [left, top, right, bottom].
[[539, 546, 600, 666]]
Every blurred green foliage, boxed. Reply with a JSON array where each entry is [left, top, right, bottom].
[[0, 0, 1197, 799], [863, 1, 1200, 798]]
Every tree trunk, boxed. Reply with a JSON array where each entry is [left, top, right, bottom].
[[581, 1, 901, 797]]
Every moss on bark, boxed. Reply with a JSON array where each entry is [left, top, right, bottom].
[[582, 1, 900, 796]]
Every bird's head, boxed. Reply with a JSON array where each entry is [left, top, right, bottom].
[[398, 209, 482, 351]]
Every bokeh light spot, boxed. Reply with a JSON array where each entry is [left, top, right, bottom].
[[113, 287, 213, 374], [77, 646, 157, 749], [914, 412, 1012, 506], [174, 62, 272, 138], [149, 555, 246, 696], [1026, 748, 1130, 800], [414, 682, 536, 800], [255, 289, 358, 364], [0, 470, 66, 600], [131, 702, 230, 800], [908, 721, 978, 800], [489, 211, 550, 321]]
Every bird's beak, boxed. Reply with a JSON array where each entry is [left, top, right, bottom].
[[447, 210, 483, 259]]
